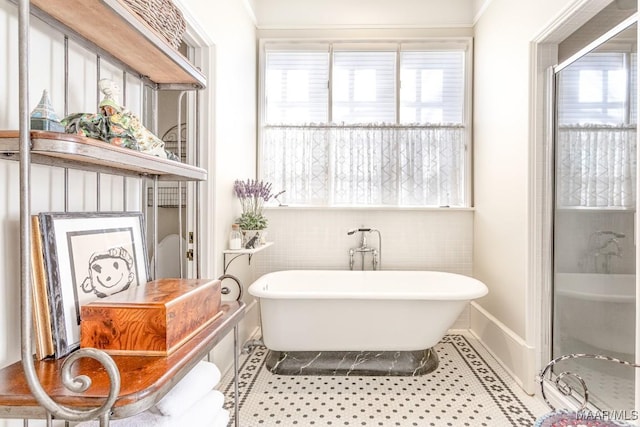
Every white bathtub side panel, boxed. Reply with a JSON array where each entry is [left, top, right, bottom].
[[260, 298, 469, 351]]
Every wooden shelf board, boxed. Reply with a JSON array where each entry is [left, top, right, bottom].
[[28, 0, 205, 88], [0, 302, 244, 420], [0, 131, 207, 181]]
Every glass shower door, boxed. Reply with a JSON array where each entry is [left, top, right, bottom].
[[552, 20, 637, 412]]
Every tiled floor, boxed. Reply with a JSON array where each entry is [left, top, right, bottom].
[[219, 333, 550, 426], [554, 337, 635, 411]]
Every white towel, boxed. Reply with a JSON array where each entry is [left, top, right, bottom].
[[168, 389, 225, 426], [75, 410, 169, 427], [212, 409, 230, 427], [152, 360, 221, 417], [75, 390, 226, 427]]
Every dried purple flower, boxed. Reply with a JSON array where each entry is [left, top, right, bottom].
[[233, 179, 280, 227]]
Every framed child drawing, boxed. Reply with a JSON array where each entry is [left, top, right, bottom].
[[37, 211, 149, 358]]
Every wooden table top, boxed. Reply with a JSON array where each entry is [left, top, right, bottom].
[[0, 301, 244, 420]]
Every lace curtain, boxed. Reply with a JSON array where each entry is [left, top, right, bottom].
[[261, 124, 466, 206], [556, 125, 637, 208]]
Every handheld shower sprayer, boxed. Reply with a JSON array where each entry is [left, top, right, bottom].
[[347, 228, 371, 235]]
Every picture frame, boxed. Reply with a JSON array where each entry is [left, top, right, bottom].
[[38, 211, 149, 358], [30, 215, 54, 360]]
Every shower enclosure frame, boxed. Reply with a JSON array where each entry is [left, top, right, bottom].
[[537, 9, 640, 413]]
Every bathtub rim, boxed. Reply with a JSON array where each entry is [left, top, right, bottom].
[[248, 269, 488, 301], [554, 272, 635, 303]]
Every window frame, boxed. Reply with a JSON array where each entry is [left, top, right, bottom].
[[257, 38, 474, 208], [558, 50, 636, 126]]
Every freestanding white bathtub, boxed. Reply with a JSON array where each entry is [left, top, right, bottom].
[[555, 273, 635, 355], [248, 270, 488, 353]]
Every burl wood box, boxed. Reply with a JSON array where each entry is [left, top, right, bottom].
[[80, 278, 222, 356]]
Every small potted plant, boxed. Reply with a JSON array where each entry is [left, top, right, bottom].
[[233, 179, 277, 247]]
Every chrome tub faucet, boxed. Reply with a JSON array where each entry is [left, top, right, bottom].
[[582, 230, 625, 274], [347, 227, 381, 270]]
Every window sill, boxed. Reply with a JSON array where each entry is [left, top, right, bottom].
[[264, 205, 475, 212]]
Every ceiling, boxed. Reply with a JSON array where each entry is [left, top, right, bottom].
[[248, 0, 487, 29], [246, 0, 637, 50]]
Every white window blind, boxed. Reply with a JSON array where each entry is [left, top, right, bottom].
[[261, 41, 470, 207], [332, 51, 396, 123], [265, 50, 329, 124], [400, 51, 464, 124], [558, 52, 634, 125]]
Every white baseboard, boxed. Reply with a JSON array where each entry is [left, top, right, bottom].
[[469, 302, 537, 395]]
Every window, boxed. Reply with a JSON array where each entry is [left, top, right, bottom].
[[555, 49, 637, 208], [400, 51, 464, 124], [332, 50, 396, 123], [558, 52, 637, 125], [265, 51, 329, 124], [260, 41, 471, 207]]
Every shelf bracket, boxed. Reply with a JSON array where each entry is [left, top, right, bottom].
[[222, 242, 273, 274], [223, 252, 253, 274], [220, 243, 273, 301]]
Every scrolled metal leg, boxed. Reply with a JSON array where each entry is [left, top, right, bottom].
[[98, 411, 110, 427], [218, 273, 243, 301], [18, 0, 120, 424]]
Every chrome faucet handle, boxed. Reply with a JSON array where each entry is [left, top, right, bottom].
[[348, 248, 355, 270], [372, 249, 378, 270], [361, 232, 367, 248]]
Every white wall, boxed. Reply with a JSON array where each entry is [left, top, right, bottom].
[[471, 0, 588, 392], [177, 0, 259, 372], [257, 209, 473, 274]]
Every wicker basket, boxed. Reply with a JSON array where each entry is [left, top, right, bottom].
[[123, 0, 186, 50]]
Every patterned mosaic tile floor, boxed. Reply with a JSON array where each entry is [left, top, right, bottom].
[[219, 333, 550, 426]]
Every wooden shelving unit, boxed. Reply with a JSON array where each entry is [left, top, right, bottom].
[[26, 0, 206, 88], [1, 0, 244, 425], [0, 131, 207, 181], [0, 302, 244, 419]]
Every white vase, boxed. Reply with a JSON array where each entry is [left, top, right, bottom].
[[241, 229, 266, 248]]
